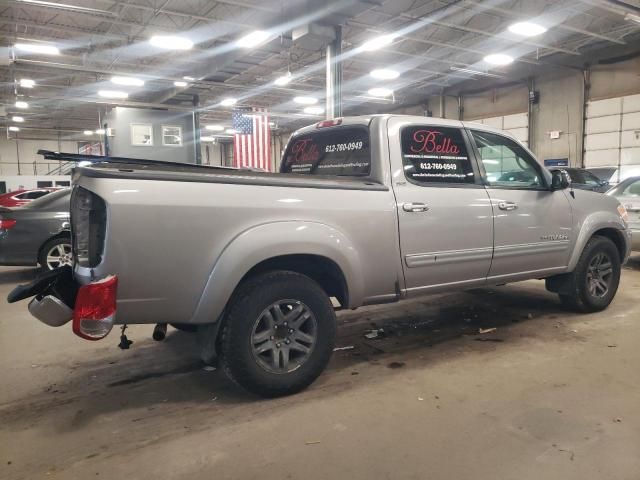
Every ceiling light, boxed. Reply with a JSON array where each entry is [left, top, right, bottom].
[[484, 53, 514, 65], [293, 96, 318, 105], [274, 72, 292, 86], [368, 87, 394, 97], [83, 130, 93, 135], [111, 76, 144, 87], [15, 101, 29, 109], [95, 129, 105, 134], [225, 128, 237, 134], [150, 35, 193, 50], [12, 116, 25, 122], [625, 13, 640, 24], [220, 98, 237, 106], [201, 136, 217, 142], [303, 106, 324, 115], [237, 30, 271, 48], [205, 125, 225, 131], [98, 90, 129, 99], [361, 34, 395, 51], [9, 126, 20, 132], [183, 76, 195, 81], [370, 68, 400, 80], [20, 78, 35, 88], [508, 21, 547, 37], [174, 81, 188, 87], [14, 43, 60, 55]]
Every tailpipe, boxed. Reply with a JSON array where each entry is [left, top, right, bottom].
[[152, 323, 167, 341]]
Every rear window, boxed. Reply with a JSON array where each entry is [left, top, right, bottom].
[[281, 127, 370, 176], [23, 188, 70, 209]]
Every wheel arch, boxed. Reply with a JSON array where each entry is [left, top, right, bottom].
[[37, 230, 71, 265]]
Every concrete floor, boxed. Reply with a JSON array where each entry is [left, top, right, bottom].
[[0, 259, 639, 480]]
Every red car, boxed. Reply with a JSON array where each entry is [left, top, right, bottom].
[[0, 188, 60, 208]]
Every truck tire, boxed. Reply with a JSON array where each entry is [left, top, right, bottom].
[[38, 236, 73, 271], [559, 236, 621, 313], [220, 271, 336, 397]]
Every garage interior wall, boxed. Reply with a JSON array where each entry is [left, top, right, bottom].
[[0, 137, 80, 176]]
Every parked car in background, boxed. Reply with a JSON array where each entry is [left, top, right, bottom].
[[607, 176, 640, 251], [587, 166, 640, 186], [0, 188, 59, 208], [560, 168, 610, 193], [0, 189, 71, 270]]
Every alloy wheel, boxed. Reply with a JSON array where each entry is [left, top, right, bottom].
[[46, 243, 73, 270], [586, 252, 613, 298]]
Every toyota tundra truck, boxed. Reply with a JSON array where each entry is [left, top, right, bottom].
[[8, 115, 632, 397]]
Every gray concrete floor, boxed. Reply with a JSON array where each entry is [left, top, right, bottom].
[[1, 259, 639, 480]]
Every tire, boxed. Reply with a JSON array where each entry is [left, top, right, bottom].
[[559, 236, 621, 313], [170, 323, 197, 332], [38, 236, 73, 271], [220, 271, 336, 398]]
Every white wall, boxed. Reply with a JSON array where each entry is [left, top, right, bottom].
[[0, 137, 79, 176]]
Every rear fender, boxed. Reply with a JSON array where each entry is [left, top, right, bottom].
[[190, 221, 363, 324]]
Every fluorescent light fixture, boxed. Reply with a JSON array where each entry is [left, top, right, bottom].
[[83, 130, 93, 135], [9, 126, 20, 132], [484, 53, 514, 65], [303, 106, 324, 115], [293, 96, 318, 105], [174, 81, 188, 87], [237, 30, 271, 48], [361, 34, 395, 51], [149, 35, 193, 50], [625, 13, 640, 24], [370, 68, 400, 80], [20, 78, 35, 88], [111, 76, 144, 87], [183, 76, 195, 81], [268, 121, 275, 127], [14, 43, 60, 55], [508, 21, 547, 37], [98, 90, 129, 99], [368, 87, 393, 97], [201, 136, 217, 142], [220, 98, 237, 106], [205, 125, 225, 131], [274, 72, 292, 86], [15, 101, 29, 109], [95, 129, 106, 134], [225, 128, 237, 134], [12, 116, 25, 122]]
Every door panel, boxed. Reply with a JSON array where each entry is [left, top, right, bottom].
[[388, 117, 494, 292]]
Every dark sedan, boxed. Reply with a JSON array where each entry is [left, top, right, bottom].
[[0, 189, 71, 270]]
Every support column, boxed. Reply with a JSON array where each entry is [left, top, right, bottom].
[[325, 26, 342, 119]]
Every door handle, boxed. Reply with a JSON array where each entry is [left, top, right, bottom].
[[498, 201, 518, 211], [403, 202, 430, 213]]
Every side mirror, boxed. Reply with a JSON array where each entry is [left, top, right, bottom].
[[550, 169, 571, 191]]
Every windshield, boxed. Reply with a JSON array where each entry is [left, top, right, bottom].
[[281, 126, 371, 176], [22, 188, 70, 209]]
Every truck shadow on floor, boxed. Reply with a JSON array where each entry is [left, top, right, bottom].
[[0, 282, 590, 434], [0, 267, 38, 286]]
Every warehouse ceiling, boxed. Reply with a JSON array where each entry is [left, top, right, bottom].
[[1, 0, 640, 136]]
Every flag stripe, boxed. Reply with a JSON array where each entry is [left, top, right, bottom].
[[232, 107, 271, 171]]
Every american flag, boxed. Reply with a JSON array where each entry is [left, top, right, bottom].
[[232, 107, 272, 171]]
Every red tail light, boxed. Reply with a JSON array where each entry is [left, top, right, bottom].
[[0, 219, 17, 230], [316, 118, 342, 128], [73, 275, 118, 340]]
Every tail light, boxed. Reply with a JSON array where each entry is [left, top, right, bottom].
[[71, 187, 106, 268], [73, 275, 117, 340], [0, 219, 17, 230], [316, 118, 342, 128]]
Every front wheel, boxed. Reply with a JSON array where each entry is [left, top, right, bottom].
[[559, 236, 621, 313], [220, 271, 336, 397]]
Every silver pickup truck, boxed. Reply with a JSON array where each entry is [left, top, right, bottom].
[[9, 115, 632, 397]]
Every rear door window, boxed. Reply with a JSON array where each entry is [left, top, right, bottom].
[[281, 127, 370, 176]]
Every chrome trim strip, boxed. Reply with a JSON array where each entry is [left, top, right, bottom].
[[405, 247, 493, 268], [493, 240, 569, 258]]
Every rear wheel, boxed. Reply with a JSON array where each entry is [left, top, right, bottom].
[[559, 236, 621, 313], [39, 237, 72, 271], [220, 271, 336, 397]]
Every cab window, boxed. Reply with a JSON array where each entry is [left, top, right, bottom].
[[400, 126, 475, 185], [470, 130, 545, 189]]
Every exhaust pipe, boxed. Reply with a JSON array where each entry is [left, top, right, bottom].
[[152, 323, 167, 341]]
